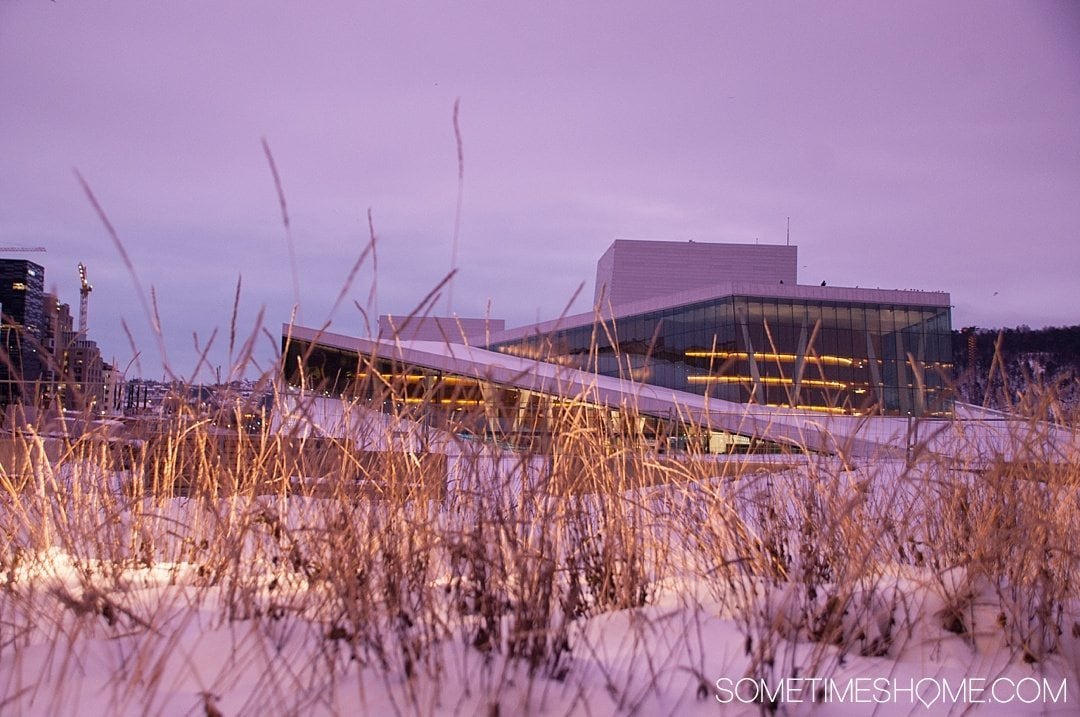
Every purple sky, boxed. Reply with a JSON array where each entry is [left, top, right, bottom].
[[2, 1, 1078, 380]]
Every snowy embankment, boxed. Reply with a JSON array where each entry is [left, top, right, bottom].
[[2, 448, 1078, 715]]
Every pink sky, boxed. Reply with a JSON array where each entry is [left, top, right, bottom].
[[1, 1, 1078, 378]]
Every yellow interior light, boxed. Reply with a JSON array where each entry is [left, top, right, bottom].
[[765, 403, 849, 415], [688, 375, 847, 389], [685, 350, 854, 367]]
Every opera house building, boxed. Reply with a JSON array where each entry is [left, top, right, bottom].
[[280, 240, 981, 459]]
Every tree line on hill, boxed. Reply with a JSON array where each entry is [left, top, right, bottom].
[[952, 324, 1080, 418]]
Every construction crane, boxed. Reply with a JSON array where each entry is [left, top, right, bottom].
[[78, 262, 93, 334], [0, 246, 47, 253]]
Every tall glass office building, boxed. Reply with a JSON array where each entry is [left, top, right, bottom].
[[0, 259, 46, 404]]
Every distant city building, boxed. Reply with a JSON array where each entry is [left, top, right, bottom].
[[42, 292, 75, 403], [40, 292, 108, 411], [103, 363, 124, 415], [67, 338, 106, 409], [0, 260, 46, 404], [1, 260, 113, 413]]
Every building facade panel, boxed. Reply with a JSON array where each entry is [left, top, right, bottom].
[[594, 239, 798, 307]]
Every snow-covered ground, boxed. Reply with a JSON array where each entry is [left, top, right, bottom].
[[1, 455, 1077, 715]]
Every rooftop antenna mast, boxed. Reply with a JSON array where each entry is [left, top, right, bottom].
[[786, 217, 790, 246], [78, 262, 93, 334]]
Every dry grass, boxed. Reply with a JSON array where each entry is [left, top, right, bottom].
[[0, 338, 1076, 715]]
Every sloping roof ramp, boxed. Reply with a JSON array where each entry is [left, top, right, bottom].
[[283, 324, 1066, 460]]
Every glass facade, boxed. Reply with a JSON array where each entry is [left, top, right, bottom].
[[490, 295, 953, 416], [0, 260, 46, 404], [282, 338, 668, 448], [281, 338, 797, 454]]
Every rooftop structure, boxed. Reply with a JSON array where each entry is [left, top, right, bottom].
[[594, 239, 797, 307]]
